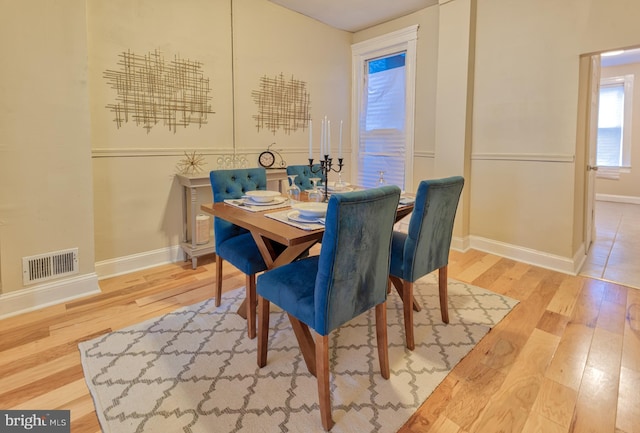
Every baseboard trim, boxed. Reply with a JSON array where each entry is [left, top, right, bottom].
[[92, 233, 588, 311], [596, 194, 640, 205], [451, 235, 470, 252], [0, 273, 101, 320], [95, 246, 185, 280], [464, 235, 581, 275]]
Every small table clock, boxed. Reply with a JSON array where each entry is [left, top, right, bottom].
[[258, 143, 286, 168], [258, 150, 275, 168]]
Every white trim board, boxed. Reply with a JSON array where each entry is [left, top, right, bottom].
[[8, 233, 585, 321], [0, 273, 100, 320], [596, 194, 640, 205], [95, 246, 185, 280], [453, 235, 584, 276], [471, 153, 575, 163]]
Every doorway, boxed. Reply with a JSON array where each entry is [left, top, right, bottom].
[[581, 47, 640, 289], [580, 201, 640, 289]]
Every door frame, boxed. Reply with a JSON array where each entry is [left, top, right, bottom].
[[351, 25, 418, 192], [584, 54, 601, 252]]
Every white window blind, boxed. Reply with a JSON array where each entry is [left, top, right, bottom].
[[597, 83, 624, 166], [597, 75, 633, 169], [358, 54, 406, 188]]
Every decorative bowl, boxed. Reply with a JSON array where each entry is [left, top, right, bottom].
[[244, 190, 281, 203], [292, 202, 328, 218]]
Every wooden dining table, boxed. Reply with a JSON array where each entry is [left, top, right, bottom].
[[200, 193, 415, 375], [200, 195, 414, 273]]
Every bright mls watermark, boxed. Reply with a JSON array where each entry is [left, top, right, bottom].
[[0, 411, 69, 432]]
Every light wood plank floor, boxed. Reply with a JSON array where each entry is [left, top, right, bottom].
[[0, 249, 638, 433]]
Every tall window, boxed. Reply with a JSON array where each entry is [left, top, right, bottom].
[[352, 25, 418, 191], [597, 75, 634, 168], [359, 53, 406, 188]]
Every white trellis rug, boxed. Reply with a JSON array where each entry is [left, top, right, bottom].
[[79, 274, 517, 433]]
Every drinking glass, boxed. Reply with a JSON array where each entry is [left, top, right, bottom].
[[308, 178, 323, 202], [377, 170, 387, 186], [286, 175, 301, 203]]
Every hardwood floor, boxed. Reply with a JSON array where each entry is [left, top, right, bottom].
[[0, 249, 638, 433]]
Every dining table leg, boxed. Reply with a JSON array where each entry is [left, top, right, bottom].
[[250, 233, 317, 269], [288, 314, 317, 377]]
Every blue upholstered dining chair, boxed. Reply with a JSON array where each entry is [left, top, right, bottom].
[[256, 185, 401, 431], [389, 176, 464, 350], [209, 168, 276, 339], [286, 164, 326, 190]]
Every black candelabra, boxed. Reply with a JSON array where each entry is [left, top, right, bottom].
[[309, 156, 344, 202]]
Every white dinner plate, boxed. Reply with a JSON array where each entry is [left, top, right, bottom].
[[291, 202, 328, 217], [243, 196, 287, 206], [287, 211, 324, 224], [244, 190, 281, 203]]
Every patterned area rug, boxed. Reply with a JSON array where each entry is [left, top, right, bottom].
[[79, 274, 518, 433]]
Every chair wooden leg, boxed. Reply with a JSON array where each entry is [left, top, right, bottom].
[[375, 303, 390, 378], [246, 274, 257, 339], [257, 296, 270, 368], [315, 333, 334, 431], [215, 256, 223, 307], [402, 280, 415, 351], [438, 265, 449, 324]]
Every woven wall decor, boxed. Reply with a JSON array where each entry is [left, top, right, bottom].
[[104, 49, 214, 133], [251, 73, 310, 135]]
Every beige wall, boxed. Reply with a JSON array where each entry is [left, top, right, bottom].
[[596, 61, 640, 199], [88, 0, 234, 262], [89, 0, 351, 264], [3, 0, 640, 310], [471, 0, 640, 259], [0, 0, 95, 294], [0, 0, 351, 303], [232, 0, 352, 168]]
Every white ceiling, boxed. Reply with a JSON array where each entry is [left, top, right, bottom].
[[268, 0, 438, 32]]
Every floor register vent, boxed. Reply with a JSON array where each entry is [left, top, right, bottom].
[[22, 248, 79, 285]]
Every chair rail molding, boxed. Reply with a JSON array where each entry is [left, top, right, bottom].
[[596, 193, 640, 205], [471, 152, 575, 163], [91, 148, 232, 158], [414, 150, 435, 159]]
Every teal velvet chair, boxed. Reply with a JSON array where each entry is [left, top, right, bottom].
[[389, 176, 464, 350], [286, 164, 325, 190], [256, 185, 401, 431], [209, 168, 274, 339]]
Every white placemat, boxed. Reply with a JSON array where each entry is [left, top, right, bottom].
[[265, 209, 325, 230], [223, 197, 290, 212]]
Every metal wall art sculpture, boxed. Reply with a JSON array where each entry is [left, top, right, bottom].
[[104, 49, 214, 133], [251, 73, 310, 135]]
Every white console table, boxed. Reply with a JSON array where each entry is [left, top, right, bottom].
[[176, 169, 287, 269]]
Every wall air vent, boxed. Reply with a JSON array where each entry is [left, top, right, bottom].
[[22, 248, 78, 285]]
